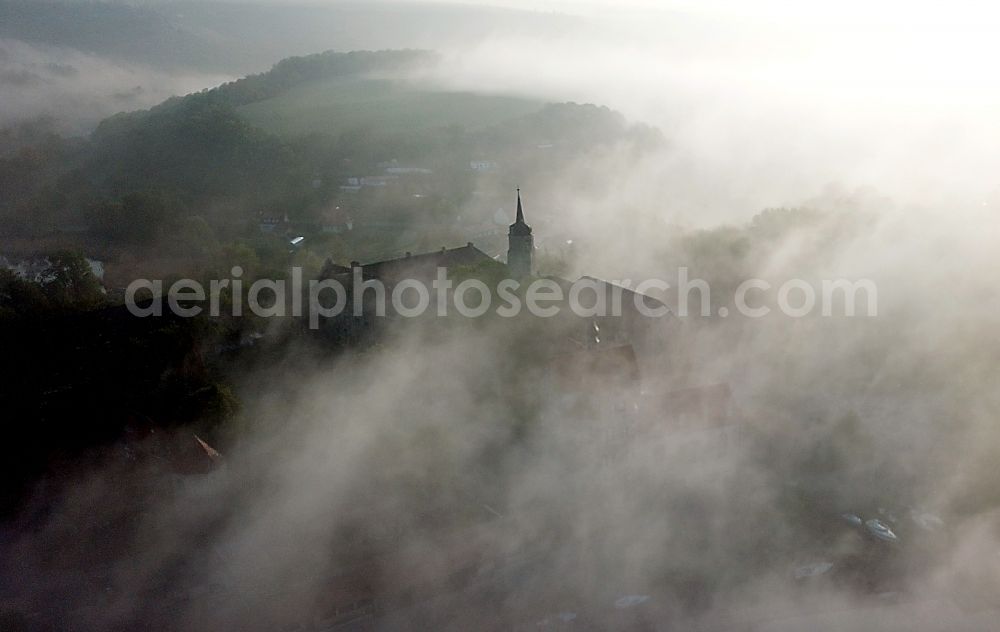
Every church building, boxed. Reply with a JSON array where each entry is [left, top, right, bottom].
[[506, 189, 534, 278], [317, 190, 670, 355]]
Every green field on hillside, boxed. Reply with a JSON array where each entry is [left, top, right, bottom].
[[238, 76, 544, 137]]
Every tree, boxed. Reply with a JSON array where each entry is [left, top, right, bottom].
[[42, 251, 104, 308], [86, 191, 168, 244], [0, 268, 48, 318]]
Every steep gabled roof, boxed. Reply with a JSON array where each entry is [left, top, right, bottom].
[[319, 259, 352, 278], [363, 243, 494, 284], [579, 276, 670, 315], [544, 275, 671, 316]]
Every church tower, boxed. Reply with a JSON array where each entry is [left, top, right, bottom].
[[507, 189, 534, 278]]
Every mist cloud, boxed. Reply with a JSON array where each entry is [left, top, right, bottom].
[[0, 37, 230, 134]]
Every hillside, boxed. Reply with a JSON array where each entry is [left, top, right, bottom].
[[239, 76, 544, 138], [0, 49, 661, 279]]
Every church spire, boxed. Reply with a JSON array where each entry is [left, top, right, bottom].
[[507, 188, 534, 277], [509, 188, 531, 236]]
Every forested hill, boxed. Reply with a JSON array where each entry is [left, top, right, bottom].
[[0, 49, 662, 278], [104, 49, 438, 119], [83, 50, 441, 199]]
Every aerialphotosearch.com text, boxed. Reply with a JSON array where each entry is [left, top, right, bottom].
[[125, 266, 878, 329]]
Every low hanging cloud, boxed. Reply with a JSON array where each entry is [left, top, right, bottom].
[[0, 37, 231, 135], [411, 4, 1000, 226]]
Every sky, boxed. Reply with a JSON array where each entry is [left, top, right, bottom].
[[387, 0, 1000, 24]]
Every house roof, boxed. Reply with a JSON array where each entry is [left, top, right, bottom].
[[542, 275, 670, 316], [579, 276, 670, 314], [361, 243, 494, 284], [319, 259, 352, 277]]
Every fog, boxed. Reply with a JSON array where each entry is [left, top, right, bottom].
[[412, 1, 1000, 223], [4, 2, 1000, 630], [0, 37, 231, 134]]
